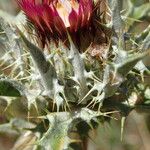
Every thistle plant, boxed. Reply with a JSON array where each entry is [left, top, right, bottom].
[[0, 0, 150, 150]]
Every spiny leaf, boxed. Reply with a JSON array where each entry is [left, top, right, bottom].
[[11, 131, 37, 150], [39, 112, 71, 150], [0, 9, 26, 30], [132, 3, 150, 20], [111, 0, 124, 31], [0, 79, 21, 97], [19, 30, 56, 98], [113, 49, 150, 77], [0, 123, 19, 135]]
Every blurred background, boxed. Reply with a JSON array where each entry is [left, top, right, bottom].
[[0, 0, 150, 150], [0, 0, 18, 15]]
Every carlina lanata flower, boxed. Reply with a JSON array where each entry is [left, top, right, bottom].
[[17, 0, 93, 48]]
